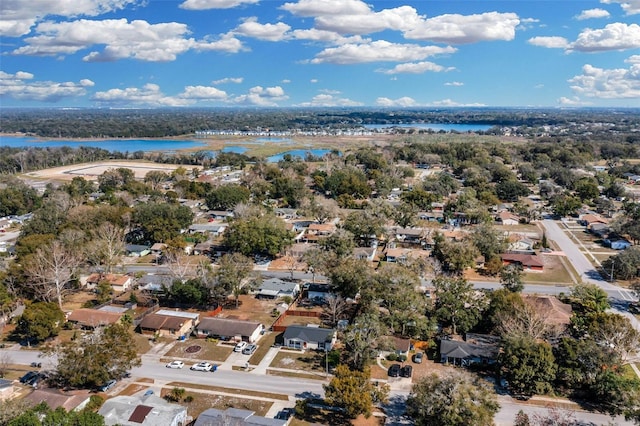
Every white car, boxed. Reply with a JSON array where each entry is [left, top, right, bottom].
[[234, 342, 247, 352], [190, 362, 213, 371], [166, 361, 184, 369]]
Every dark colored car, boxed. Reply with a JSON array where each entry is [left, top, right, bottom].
[[413, 352, 423, 364], [388, 363, 401, 377], [19, 371, 38, 384], [400, 365, 413, 378], [98, 379, 117, 392], [275, 408, 294, 420]]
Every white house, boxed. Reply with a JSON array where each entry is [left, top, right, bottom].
[[282, 325, 336, 351]]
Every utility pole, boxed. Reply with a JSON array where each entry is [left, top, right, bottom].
[[610, 259, 615, 282]]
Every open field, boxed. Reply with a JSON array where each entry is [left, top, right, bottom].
[[24, 160, 193, 182]]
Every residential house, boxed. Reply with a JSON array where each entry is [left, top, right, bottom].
[[384, 247, 412, 263], [137, 274, 174, 292], [99, 393, 187, 426], [24, 389, 92, 411], [391, 336, 411, 357], [67, 308, 123, 329], [195, 317, 263, 343], [522, 295, 572, 328], [497, 211, 520, 226], [579, 213, 609, 229], [282, 325, 336, 350], [589, 223, 609, 238], [418, 211, 444, 223], [304, 283, 335, 303], [149, 243, 167, 256], [275, 208, 298, 220], [305, 223, 336, 241], [85, 273, 133, 293], [125, 244, 151, 257], [501, 253, 544, 271], [353, 246, 377, 262], [508, 235, 536, 253], [256, 278, 300, 299], [389, 227, 428, 247], [208, 210, 234, 221], [138, 310, 200, 337], [194, 408, 286, 426], [0, 219, 10, 231], [440, 334, 499, 366], [188, 223, 227, 237]]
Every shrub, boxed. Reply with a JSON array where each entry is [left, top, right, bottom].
[[386, 353, 398, 361]]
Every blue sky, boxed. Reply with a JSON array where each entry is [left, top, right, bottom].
[[1, 0, 639, 108]]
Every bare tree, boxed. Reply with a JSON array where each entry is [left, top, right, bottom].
[[496, 297, 564, 341], [24, 240, 81, 309], [89, 222, 125, 273], [0, 352, 13, 378], [165, 248, 197, 281], [321, 295, 349, 328], [284, 251, 303, 280]]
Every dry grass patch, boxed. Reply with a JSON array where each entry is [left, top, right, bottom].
[[266, 369, 327, 381], [217, 294, 282, 326], [118, 383, 150, 396], [165, 381, 288, 400], [248, 331, 278, 365], [164, 340, 233, 362], [270, 350, 326, 372], [160, 388, 273, 419]]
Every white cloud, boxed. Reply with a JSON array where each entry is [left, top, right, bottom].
[[180, 85, 228, 100], [233, 17, 291, 41], [575, 8, 611, 20], [310, 79, 318, 83], [313, 5, 424, 36], [403, 12, 520, 44], [232, 85, 289, 106], [601, 0, 640, 15], [528, 36, 570, 49], [517, 17, 540, 31], [281, 79, 291, 84], [429, 99, 486, 107], [626, 55, 640, 63], [12, 19, 243, 61], [93, 83, 193, 106], [377, 61, 453, 75], [558, 96, 590, 106], [281, 0, 371, 17], [212, 77, 243, 84], [568, 63, 640, 98], [0, 0, 137, 36], [445, 81, 464, 86], [297, 93, 363, 107], [291, 28, 365, 45], [310, 40, 456, 65], [376, 96, 417, 107], [570, 23, 640, 52], [0, 70, 92, 102], [179, 0, 259, 10]]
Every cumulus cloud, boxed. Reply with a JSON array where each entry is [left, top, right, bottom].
[[601, 0, 640, 15], [528, 36, 570, 49], [376, 96, 417, 107], [570, 23, 640, 52], [403, 12, 520, 44], [310, 40, 456, 65], [93, 83, 192, 106], [233, 17, 291, 41], [575, 8, 611, 20], [568, 63, 640, 98], [377, 61, 453, 75], [232, 85, 289, 106], [429, 99, 486, 107], [445, 81, 464, 86], [179, 0, 259, 10], [212, 77, 243, 84], [558, 96, 590, 106], [0, 70, 92, 102], [281, 0, 372, 18], [291, 28, 365, 45], [11, 19, 243, 61], [0, 0, 137, 37], [297, 93, 363, 107], [626, 55, 640, 63], [179, 85, 228, 100]]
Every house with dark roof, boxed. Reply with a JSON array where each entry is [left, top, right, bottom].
[[195, 317, 263, 343], [256, 278, 300, 299], [99, 393, 187, 426], [138, 310, 200, 338], [440, 334, 499, 366], [501, 253, 544, 271], [283, 325, 336, 351], [194, 408, 286, 426], [137, 274, 174, 292]]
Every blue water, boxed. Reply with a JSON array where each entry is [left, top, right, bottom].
[[363, 123, 493, 132], [220, 146, 248, 154], [267, 149, 333, 162], [0, 136, 207, 152]]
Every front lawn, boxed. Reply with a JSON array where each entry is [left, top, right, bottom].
[[270, 349, 326, 373], [164, 339, 233, 362]]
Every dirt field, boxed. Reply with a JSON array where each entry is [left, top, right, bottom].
[[24, 160, 193, 182]]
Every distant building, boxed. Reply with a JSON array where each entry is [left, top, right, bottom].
[[99, 393, 187, 426]]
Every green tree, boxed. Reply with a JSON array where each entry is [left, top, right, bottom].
[[323, 365, 389, 419], [15, 302, 65, 344], [52, 323, 141, 389], [405, 371, 499, 426], [166, 278, 208, 306], [131, 202, 194, 243], [433, 237, 480, 275], [471, 222, 507, 262], [325, 166, 371, 199], [328, 258, 372, 300], [500, 263, 524, 292], [574, 177, 600, 201], [223, 212, 293, 257], [205, 184, 251, 211], [433, 276, 485, 335], [95, 281, 113, 305], [342, 312, 385, 370], [569, 283, 610, 315], [602, 247, 640, 281], [499, 336, 557, 397], [215, 253, 253, 308], [495, 180, 530, 202], [318, 229, 355, 258]]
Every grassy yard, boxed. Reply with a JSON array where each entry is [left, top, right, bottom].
[[165, 381, 289, 400], [160, 388, 273, 419], [266, 369, 327, 380], [164, 339, 234, 363], [248, 331, 279, 365], [270, 349, 326, 373]]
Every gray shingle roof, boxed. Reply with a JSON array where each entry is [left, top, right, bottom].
[[283, 325, 335, 343]]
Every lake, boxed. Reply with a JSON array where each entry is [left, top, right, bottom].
[[267, 149, 333, 162], [0, 136, 207, 152], [363, 123, 493, 132]]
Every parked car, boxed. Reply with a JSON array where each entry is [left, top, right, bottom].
[[19, 371, 38, 384], [400, 365, 413, 378], [190, 362, 213, 371], [242, 344, 257, 355], [98, 379, 117, 392], [275, 408, 294, 420], [413, 352, 423, 364], [234, 341, 247, 352], [30, 362, 42, 368], [388, 363, 401, 377], [166, 360, 185, 369]]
